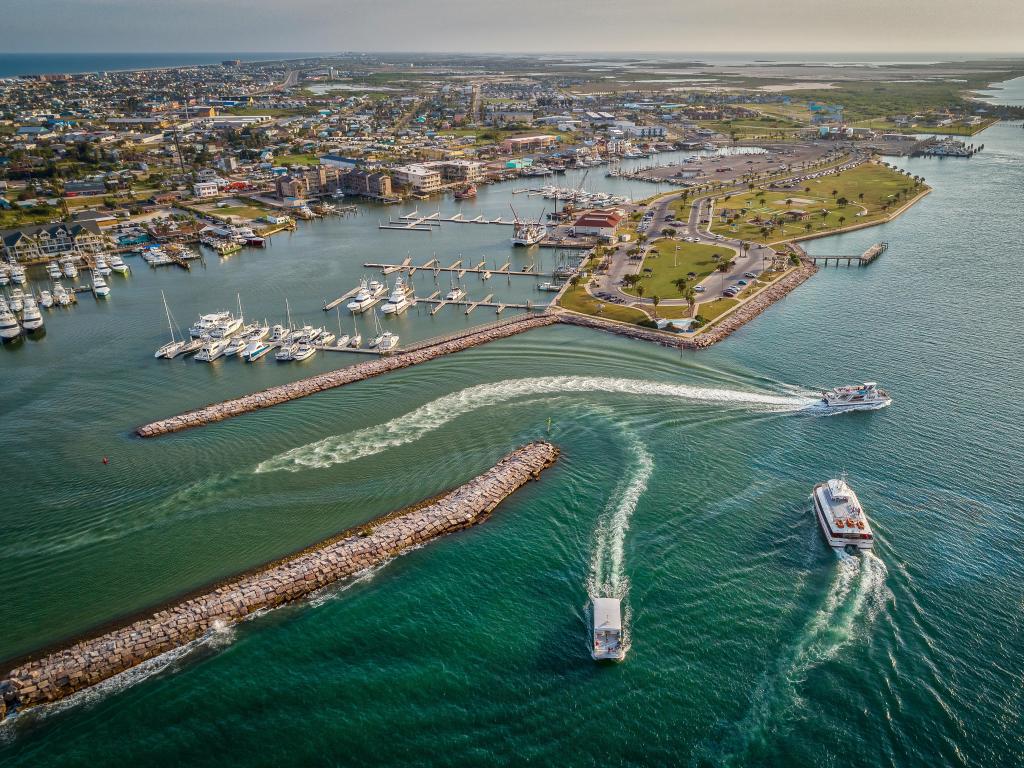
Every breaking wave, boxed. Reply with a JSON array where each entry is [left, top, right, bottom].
[[255, 375, 813, 474]]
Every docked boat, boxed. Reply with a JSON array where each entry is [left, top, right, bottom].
[[380, 277, 411, 315], [61, 260, 78, 278], [190, 311, 231, 338], [291, 340, 317, 361], [243, 340, 273, 362], [9, 265, 27, 284], [453, 183, 477, 200], [373, 331, 399, 352], [209, 314, 242, 339], [346, 278, 387, 313], [20, 296, 44, 330], [0, 267, 9, 286], [820, 382, 891, 411], [275, 342, 297, 362], [591, 597, 625, 661], [53, 283, 72, 306], [511, 220, 548, 246], [38, 290, 53, 308], [812, 474, 874, 552], [47, 262, 63, 280], [92, 274, 110, 297], [536, 281, 562, 292], [318, 331, 336, 346], [9, 288, 24, 312], [0, 301, 21, 340], [224, 336, 249, 356], [269, 324, 289, 342], [93, 254, 111, 276], [194, 336, 232, 362], [108, 254, 130, 274], [445, 285, 466, 301]]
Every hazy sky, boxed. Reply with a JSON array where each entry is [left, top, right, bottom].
[[5, 0, 1023, 54]]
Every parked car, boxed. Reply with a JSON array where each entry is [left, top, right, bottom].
[[743, 272, 757, 278]]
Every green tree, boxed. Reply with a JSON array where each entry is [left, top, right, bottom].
[[652, 295, 660, 319]]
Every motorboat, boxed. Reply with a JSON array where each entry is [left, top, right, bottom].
[[536, 282, 562, 292], [53, 283, 72, 306], [9, 265, 26, 284], [275, 342, 296, 361], [47, 262, 63, 280], [0, 267, 9, 286], [38, 290, 53, 308], [0, 301, 21, 340], [61, 260, 78, 278], [380, 277, 411, 315], [291, 340, 317, 361], [373, 331, 399, 352], [93, 254, 112, 276], [812, 474, 874, 552], [243, 340, 273, 362], [9, 288, 24, 312], [346, 278, 387, 313], [20, 296, 44, 330], [209, 315, 242, 338], [269, 324, 289, 342], [224, 335, 250, 356], [108, 254, 130, 274], [92, 273, 110, 297], [194, 336, 232, 362], [190, 312, 231, 338], [592, 597, 626, 661], [820, 382, 891, 411], [318, 331, 336, 346], [445, 285, 466, 301], [333, 334, 350, 348]]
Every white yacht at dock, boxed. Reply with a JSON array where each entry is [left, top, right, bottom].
[[812, 474, 874, 552], [194, 336, 232, 362], [380, 277, 411, 315], [592, 598, 625, 661], [346, 278, 387, 313], [0, 299, 22, 340], [190, 312, 231, 338]]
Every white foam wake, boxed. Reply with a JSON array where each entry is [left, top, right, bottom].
[[255, 375, 812, 474]]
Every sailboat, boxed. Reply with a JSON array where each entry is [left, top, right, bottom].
[[332, 306, 350, 348], [155, 291, 194, 358], [348, 314, 362, 348], [369, 310, 398, 352]]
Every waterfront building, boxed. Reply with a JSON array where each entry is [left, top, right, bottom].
[[571, 211, 623, 241], [274, 166, 342, 199], [390, 164, 443, 194], [500, 135, 558, 153], [1, 220, 105, 264], [339, 169, 393, 200]]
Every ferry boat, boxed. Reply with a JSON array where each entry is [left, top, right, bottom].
[[511, 220, 548, 246], [591, 597, 625, 661], [346, 279, 387, 313], [381, 278, 411, 315], [820, 382, 891, 411], [194, 336, 232, 362], [0, 301, 21, 340], [21, 297, 43, 330], [812, 474, 874, 552]]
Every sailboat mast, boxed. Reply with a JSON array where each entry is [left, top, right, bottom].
[[162, 290, 176, 342]]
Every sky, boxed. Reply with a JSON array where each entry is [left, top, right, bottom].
[[4, 0, 1023, 54]]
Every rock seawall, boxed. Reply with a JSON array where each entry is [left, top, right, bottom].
[[137, 313, 557, 437], [0, 441, 560, 720]]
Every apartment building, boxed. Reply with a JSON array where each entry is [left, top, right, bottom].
[[390, 163, 443, 194], [1, 220, 106, 263]]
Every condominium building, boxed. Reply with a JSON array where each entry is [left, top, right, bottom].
[[390, 164, 443, 194], [1, 220, 106, 263], [274, 166, 342, 199]]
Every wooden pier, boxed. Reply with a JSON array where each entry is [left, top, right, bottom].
[[364, 259, 549, 278], [810, 242, 888, 267], [418, 296, 535, 314]]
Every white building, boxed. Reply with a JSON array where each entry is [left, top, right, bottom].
[[390, 164, 443, 194], [192, 181, 220, 199]]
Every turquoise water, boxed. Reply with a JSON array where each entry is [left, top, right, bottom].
[[2, 123, 1023, 766]]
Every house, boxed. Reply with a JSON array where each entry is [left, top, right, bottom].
[[571, 211, 623, 240], [192, 181, 220, 199]]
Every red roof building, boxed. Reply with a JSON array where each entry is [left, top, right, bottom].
[[572, 210, 623, 240]]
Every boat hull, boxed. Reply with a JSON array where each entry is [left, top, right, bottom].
[[813, 486, 874, 552]]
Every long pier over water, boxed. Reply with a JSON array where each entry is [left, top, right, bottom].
[[0, 442, 560, 720]]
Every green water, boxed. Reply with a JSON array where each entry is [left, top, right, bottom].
[[2, 124, 1022, 767]]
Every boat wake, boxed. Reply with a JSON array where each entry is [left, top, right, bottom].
[[803, 399, 892, 417], [255, 375, 812, 474], [698, 550, 890, 764]]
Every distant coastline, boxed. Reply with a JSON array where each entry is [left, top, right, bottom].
[[0, 52, 328, 78]]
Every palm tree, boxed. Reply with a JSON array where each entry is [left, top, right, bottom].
[[838, 215, 846, 227], [673, 277, 688, 294], [804, 222, 812, 233], [636, 285, 645, 302], [684, 286, 697, 317], [652, 295, 660, 319]]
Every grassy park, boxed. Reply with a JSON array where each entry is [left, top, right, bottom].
[[709, 162, 926, 244], [620, 239, 730, 299], [559, 282, 650, 324]]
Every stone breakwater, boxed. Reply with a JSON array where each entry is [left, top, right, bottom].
[[0, 441, 559, 721], [136, 313, 558, 437], [555, 260, 818, 348]]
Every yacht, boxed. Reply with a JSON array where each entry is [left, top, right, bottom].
[[380, 277, 411, 315], [269, 324, 289, 342], [0, 267, 9, 286], [820, 382, 891, 411], [9, 265, 26, 284], [61, 260, 78, 278], [275, 342, 297, 362], [0, 301, 21, 340], [333, 333, 350, 348], [190, 312, 231, 338], [511, 220, 548, 246], [224, 335, 250, 356], [108, 254, 130, 274], [318, 331, 336, 346], [38, 289, 54, 308], [373, 331, 399, 352], [243, 340, 274, 362], [591, 597, 625, 661], [20, 296, 44, 330], [812, 474, 874, 552], [9, 288, 24, 312], [346, 278, 387, 313], [53, 283, 72, 306], [93, 254, 111, 276], [47, 262, 63, 280], [348, 330, 362, 348], [194, 336, 232, 362], [445, 285, 466, 301], [536, 281, 562, 292], [92, 273, 110, 297], [291, 339, 317, 361]]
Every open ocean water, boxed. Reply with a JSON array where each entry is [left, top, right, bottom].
[[0, 123, 1022, 766]]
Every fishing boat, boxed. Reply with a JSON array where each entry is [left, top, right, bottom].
[[346, 278, 387, 313], [93, 254, 112, 276], [242, 340, 273, 362], [374, 331, 399, 352], [591, 597, 625, 661], [92, 273, 110, 297], [275, 342, 296, 362], [380, 277, 411, 316], [291, 339, 317, 361], [61, 260, 78, 278], [20, 296, 44, 330], [9, 289, 24, 312], [194, 336, 232, 362], [812, 474, 874, 552], [108, 254, 130, 274], [9, 265, 27, 284], [47, 262, 62, 280], [820, 382, 891, 411], [38, 289, 53, 308], [0, 300, 21, 340], [510, 204, 547, 246], [53, 283, 72, 306]]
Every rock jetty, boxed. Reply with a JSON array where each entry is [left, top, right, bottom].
[[136, 313, 557, 437], [0, 441, 559, 721]]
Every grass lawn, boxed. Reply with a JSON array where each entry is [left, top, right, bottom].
[[559, 284, 650, 324], [695, 298, 738, 323], [710, 162, 924, 244], [210, 205, 268, 221], [622, 238, 732, 299], [274, 153, 319, 166]]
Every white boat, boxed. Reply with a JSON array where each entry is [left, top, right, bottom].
[[820, 382, 891, 411], [0, 302, 21, 340], [9, 289, 24, 312], [209, 315, 242, 338], [0, 268, 9, 286], [20, 296, 44, 330], [53, 283, 72, 306], [346, 278, 387, 313], [374, 331, 399, 352], [380, 277, 411, 315], [190, 311, 231, 338], [224, 336, 249, 356], [591, 597, 625, 661], [38, 290, 53, 308], [333, 334, 350, 348], [275, 342, 296, 361], [269, 324, 288, 342], [291, 340, 317, 361], [445, 282, 465, 301], [108, 254, 130, 274], [536, 282, 562, 292], [318, 331, 336, 346], [194, 336, 232, 362], [93, 254, 111, 276], [9, 265, 27, 284], [812, 475, 875, 552], [243, 340, 273, 361], [511, 220, 548, 246], [61, 260, 78, 278], [92, 274, 110, 297], [47, 262, 63, 279]]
